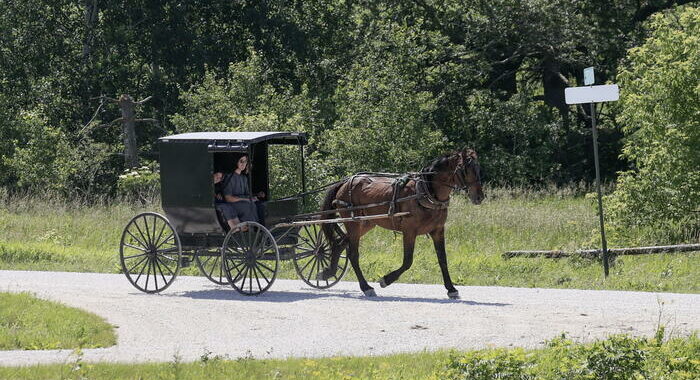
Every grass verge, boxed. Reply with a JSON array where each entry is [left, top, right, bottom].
[[0, 333, 697, 379], [0, 292, 117, 351], [0, 187, 698, 293]]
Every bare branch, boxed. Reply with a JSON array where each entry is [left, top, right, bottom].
[[136, 96, 153, 105]]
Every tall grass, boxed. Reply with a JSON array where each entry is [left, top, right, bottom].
[[0, 186, 698, 293]]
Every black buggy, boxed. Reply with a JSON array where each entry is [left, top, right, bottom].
[[118, 131, 352, 295]]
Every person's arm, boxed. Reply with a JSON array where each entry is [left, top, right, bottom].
[[223, 174, 250, 203], [225, 195, 246, 203]]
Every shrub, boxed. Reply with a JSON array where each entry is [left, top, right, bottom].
[[116, 164, 160, 202], [439, 348, 533, 380], [606, 5, 700, 243]]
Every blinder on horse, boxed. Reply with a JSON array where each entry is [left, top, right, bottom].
[[454, 151, 481, 192]]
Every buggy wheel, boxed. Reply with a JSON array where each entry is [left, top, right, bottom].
[[195, 250, 227, 285], [120, 212, 181, 293], [222, 222, 279, 296], [293, 223, 348, 289]]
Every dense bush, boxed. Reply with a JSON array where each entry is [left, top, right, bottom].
[[116, 164, 160, 202], [606, 5, 700, 243], [437, 333, 700, 379]]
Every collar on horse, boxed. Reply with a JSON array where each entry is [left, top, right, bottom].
[[415, 176, 450, 210]]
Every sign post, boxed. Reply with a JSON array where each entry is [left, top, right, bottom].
[[565, 71, 619, 277]]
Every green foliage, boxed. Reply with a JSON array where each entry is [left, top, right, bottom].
[[0, 292, 116, 350], [171, 51, 319, 135], [439, 334, 700, 380], [116, 164, 160, 201], [3, 109, 115, 195], [461, 91, 565, 185], [440, 348, 533, 380], [4, 111, 73, 192], [323, 24, 445, 174], [607, 5, 700, 241]]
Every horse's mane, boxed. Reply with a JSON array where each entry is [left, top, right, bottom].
[[421, 152, 455, 194]]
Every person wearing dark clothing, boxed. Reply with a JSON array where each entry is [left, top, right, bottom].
[[213, 172, 239, 230], [223, 155, 265, 224]]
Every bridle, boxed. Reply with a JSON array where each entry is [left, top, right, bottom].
[[454, 155, 481, 191]]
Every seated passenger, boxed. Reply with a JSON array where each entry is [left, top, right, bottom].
[[223, 155, 266, 225], [213, 172, 239, 230]]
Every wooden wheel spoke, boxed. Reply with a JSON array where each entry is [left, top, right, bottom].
[[155, 235, 175, 250], [155, 255, 176, 277], [254, 264, 270, 284], [123, 243, 148, 253], [123, 251, 148, 260], [153, 256, 169, 285], [144, 259, 152, 289], [143, 216, 153, 246], [299, 253, 317, 275], [125, 229, 148, 249], [134, 257, 150, 284], [152, 258, 159, 290], [132, 221, 151, 247], [231, 263, 248, 284], [257, 260, 276, 275], [152, 221, 168, 249], [252, 265, 263, 292], [126, 255, 148, 274]]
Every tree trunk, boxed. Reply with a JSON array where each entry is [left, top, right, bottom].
[[82, 0, 98, 64], [118, 94, 139, 168]]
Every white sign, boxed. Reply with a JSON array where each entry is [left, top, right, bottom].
[[565, 84, 619, 104], [584, 67, 594, 85]]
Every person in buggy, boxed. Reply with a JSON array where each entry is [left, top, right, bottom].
[[214, 155, 266, 229]]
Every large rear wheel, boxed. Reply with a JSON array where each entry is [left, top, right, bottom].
[[221, 222, 279, 296], [119, 212, 181, 293]]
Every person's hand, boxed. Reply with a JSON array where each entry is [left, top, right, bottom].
[[215, 194, 222, 201]]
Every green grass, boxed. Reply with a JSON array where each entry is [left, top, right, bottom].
[[0, 333, 697, 379], [0, 188, 698, 293], [0, 292, 117, 350]]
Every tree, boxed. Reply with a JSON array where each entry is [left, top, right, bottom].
[[607, 5, 700, 240]]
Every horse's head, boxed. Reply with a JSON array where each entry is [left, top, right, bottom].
[[455, 149, 485, 205]]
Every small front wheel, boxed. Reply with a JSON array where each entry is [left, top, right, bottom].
[[195, 250, 227, 285], [120, 212, 181, 293], [221, 222, 279, 295], [293, 224, 348, 289]]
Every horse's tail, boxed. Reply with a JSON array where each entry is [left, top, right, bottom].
[[320, 180, 345, 246]]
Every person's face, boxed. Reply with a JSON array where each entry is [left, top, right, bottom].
[[213, 172, 223, 183], [236, 156, 248, 171]]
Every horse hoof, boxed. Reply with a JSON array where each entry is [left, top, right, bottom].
[[363, 289, 377, 297], [379, 278, 388, 288], [447, 291, 460, 300]]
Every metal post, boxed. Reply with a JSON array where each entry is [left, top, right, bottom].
[[590, 102, 610, 277], [300, 144, 306, 210]]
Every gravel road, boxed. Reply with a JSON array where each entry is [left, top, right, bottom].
[[1, 270, 698, 366]]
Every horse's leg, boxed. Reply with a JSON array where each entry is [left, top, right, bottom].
[[430, 227, 460, 299], [345, 229, 375, 297], [379, 232, 416, 288]]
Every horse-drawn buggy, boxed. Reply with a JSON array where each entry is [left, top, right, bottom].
[[119, 131, 484, 298]]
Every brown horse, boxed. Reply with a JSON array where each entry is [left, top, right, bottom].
[[319, 149, 485, 299]]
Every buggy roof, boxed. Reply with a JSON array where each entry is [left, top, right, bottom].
[[159, 131, 307, 145]]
